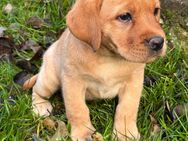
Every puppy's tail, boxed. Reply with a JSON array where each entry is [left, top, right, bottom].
[[23, 74, 38, 90]]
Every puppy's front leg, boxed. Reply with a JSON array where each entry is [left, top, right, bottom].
[[63, 75, 94, 141], [114, 70, 144, 141]]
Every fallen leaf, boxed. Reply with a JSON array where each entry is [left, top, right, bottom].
[[13, 71, 33, 87], [150, 114, 161, 136], [22, 39, 41, 53], [0, 37, 14, 61], [0, 37, 14, 51], [50, 120, 69, 141], [92, 132, 104, 141], [172, 104, 188, 120], [27, 16, 45, 29], [30, 47, 44, 62], [16, 59, 37, 73], [43, 117, 57, 130]]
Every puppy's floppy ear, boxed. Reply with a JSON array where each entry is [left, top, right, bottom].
[[67, 0, 103, 51]]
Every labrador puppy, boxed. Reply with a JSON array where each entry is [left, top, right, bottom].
[[27, 0, 166, 140]]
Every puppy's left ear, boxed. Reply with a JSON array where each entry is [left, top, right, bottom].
[[67, 0, 103, 51]]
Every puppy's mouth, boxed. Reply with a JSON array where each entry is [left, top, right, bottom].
[[118, 49, 161, 63], [101, 37, 166, 63], [112, 41, 165, 63], [103, 45, 162, 63]]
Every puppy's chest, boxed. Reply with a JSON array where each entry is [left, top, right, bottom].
[[86, 61, 132, 99], [87, 80, 123, 99]]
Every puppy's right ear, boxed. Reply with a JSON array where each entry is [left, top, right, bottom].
[[67, 0, 103, 51]]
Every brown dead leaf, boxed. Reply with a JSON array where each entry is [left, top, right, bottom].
[[43, 117, 57, 130], [30, 47, 44, 62], [172, 104, 188, 120], [22, 39, 41, 53], [27, 16, 44, 29], [92, 132, 104, 141], [50, 120, 69, 141], [42, 118, 69, 140], [150, 114, 161, 136], [0, 37, 14, 61], [13, 71, 33, 86], [0, 37, 14, 52], [16, 59, 37, 73]]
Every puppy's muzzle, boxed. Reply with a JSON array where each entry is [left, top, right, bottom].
[[145, 36, 164, 51]]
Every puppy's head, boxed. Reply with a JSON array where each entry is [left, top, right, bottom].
[[67, 0, 166, 63]]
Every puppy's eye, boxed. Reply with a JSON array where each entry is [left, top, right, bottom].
[[117, 13, 132, 23], [154, 8, 160, 16]]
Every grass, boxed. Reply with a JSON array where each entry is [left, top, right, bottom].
[[0, 0, 188, 141]]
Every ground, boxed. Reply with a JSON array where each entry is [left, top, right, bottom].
[[0, 1, 188, 141]]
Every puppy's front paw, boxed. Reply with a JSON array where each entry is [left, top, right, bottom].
[[113, 131, 140, 141], [32, 100, 53, 117], [113, 123, 140, 141], [71, 126, 96, 141]]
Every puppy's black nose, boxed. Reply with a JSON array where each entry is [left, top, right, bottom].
[[148, 36, 164, 51]]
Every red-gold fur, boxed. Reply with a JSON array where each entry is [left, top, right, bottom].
[[27, 0, 166, 140]]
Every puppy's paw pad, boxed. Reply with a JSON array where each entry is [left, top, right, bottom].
[[32, 101, 53, 117]]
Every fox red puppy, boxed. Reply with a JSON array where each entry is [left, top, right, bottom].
[[29, 0, 166, 140]]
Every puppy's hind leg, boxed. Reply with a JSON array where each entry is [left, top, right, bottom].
[[32, 64, 59, 117]]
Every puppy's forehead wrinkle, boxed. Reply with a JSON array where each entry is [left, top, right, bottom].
[[102, 0, 160, 16]]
